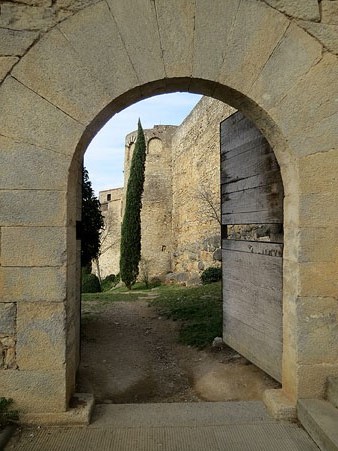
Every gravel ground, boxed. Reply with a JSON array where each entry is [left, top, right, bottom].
[[77, 296, 279, 404]]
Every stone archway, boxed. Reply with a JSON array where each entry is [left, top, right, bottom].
[[0, 0, 337, 420]]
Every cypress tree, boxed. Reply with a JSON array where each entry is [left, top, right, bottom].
[[120, 120, 147, 289]]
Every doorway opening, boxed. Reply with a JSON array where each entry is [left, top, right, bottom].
[[75, 92, 282, 405]]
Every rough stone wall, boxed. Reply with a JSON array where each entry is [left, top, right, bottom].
[[96, 187, 123, 279], [98, 98, 235, 284], [0, 303, 17, 369], [170, 97, 235, 283], [227, 224, 284, 243], [124, 125, 177, 278]]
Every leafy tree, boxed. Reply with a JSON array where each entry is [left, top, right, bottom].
[[81, 167, 104, 269], [120, 120, 147, 289]]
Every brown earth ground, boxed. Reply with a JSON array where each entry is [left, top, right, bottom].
[[77, 293, 280, 404]]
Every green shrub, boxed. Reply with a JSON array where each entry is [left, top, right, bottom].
[[82, 273, 101, 293], [101, 274, 120, 292], [201, 267, 222, 284], [0, 398, 18, 429]]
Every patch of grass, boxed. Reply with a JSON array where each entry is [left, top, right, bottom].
[[81, 291, 141, 303], [150, 281, 222, 348], [82, 281, 223, 348], [82, 281, 163, 302]]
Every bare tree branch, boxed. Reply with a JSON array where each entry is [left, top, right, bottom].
[[195, 183, 221, 225]]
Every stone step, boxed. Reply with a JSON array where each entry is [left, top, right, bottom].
[[327, 377, 338, 409], [90, 401, 277, 429], [298, 399, 338, 451], [8, 402, 320, 451]]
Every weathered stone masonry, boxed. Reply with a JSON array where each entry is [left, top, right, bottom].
[[98, 97, 235, 282], [97, 187, 123, 278], [171, 97, 235, 280]]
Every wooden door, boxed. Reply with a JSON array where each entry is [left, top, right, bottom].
[[221, 112, 284, 382]]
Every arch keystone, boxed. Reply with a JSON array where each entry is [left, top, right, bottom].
[[105, 0, 165, 85], [155, 0, 195, 78]]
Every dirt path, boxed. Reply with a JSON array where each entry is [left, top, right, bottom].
[[77, 295, 279, 404]]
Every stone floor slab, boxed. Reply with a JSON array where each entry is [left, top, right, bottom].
[[7, 402, 319, 451]]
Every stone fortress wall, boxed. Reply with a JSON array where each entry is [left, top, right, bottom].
[[98, 97, 235, 283], [96, 187, 123, 278], [171, 97, 235, 283]]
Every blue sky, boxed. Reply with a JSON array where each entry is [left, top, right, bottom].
[[84, 92, 202, 195]]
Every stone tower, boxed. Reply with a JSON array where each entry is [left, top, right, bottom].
[[124, 125, 178, 278]]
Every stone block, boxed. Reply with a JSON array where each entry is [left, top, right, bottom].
[[297, 398, 338, 451], [16, 302, 66, 370], [0, 56, 18, 81], [298, 21, 338, 55], [185, 274, 202, 287], [0, 370, 67, 413], [0, 335, 17, 369], [282, 258, 300, 299], [327, 376, 338, 408], [12, 28, 111, 125], [15, 0, 52, 5], [299, 262, 338, 297], [263, 389, 296, 420], [1, 266, 67, 303], [251, 23, 322, 110], [0, 77, 84, 153], [58, 1, 139, 100], [66, 263, 78, 306], [269, 52, 338, 157], [155, 0, 194, 78], [263, 0, 320, 21], [4, 347, 17, 369], [299, 192, 338, 227], [322, 0, 338, 26], [0, 190, 66, 226], [20, 393, 94, 425], [1, 227, 67, 267], [193, 0, 240, 83], [0, 2, 70, 31], [283, 194, 300, 231], [0, 303, 16, 335], [105, 0, 165, 85], [297, 227, 338, 263], [0, 135, 71, 190], [56, 0, 99, 11], [297, 363, 338, 398], [296, 296, 338, 365], [218, 0, 289, 94], [213, 249, 222, 262], [0, 28, 39, 56], [299, 150, 338, 195]]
